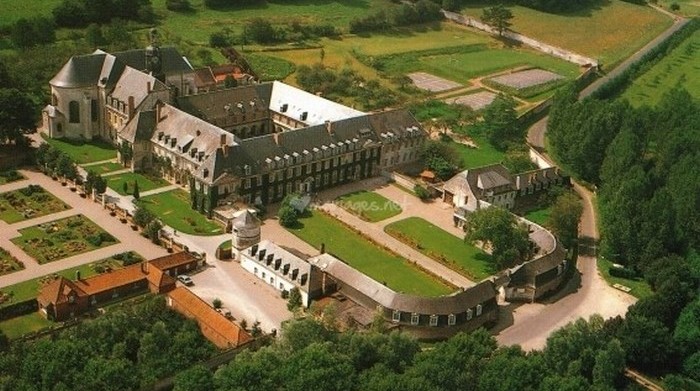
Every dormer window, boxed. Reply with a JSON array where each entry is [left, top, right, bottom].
[[392, 310, 401, 323], [448, 314, 456, 326], [244, 165, 251, 176], [430, 314, 438, 327], [410, 313, 419, 325]]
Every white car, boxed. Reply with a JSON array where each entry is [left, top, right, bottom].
[[177, 275, 194, 286]]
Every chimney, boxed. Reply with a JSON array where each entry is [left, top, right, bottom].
[[147, 81, 152, 93], [141, 262, 148, 274], [273, 131, 280, 145], [127, 96, 135, 119], [220, 134, 229, 156], [325, 120, 333, 135], [75, 270, 81, 281], [156, 101, 163, 123]]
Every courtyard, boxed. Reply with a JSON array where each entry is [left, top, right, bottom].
[[137, 189, 224, 236], [336, 190, 403, 222], [107, 172, 170, 196], [42, 135, 117, 164]]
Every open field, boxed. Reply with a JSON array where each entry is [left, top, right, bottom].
[[658, 0, 700, 17], [107, 172, 170, 196], [0, 247, 23, 277], [599, 257, 653, 299], [621, 29, 700, 106], [337, 191, 403, 222], [288, 211, 454, 296], [83, 161, 124, 175], [0, 185, 70, 223], [0, 312, 54, 340], [11, 214, 118, 264], [42, 135, 117, 164], [459, 0, 673, 69], [385, 217, 494, 281], [0, 0, 63, 26], [137, 189, 224, 236], [152, 0, 395, 43]]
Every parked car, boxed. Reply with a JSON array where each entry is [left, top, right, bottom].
[[177, 275, 194, 286]]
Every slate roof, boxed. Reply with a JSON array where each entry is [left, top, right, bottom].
[[120, 110, 156, 143], [110, 66, 167, 104], [444, 164, 514, 198], [50, 53, 110, 88], [309, 254, 496, 315], [232, 209, 260, 229], [176, 84, 273, 121], [113, 47, 193, 75]]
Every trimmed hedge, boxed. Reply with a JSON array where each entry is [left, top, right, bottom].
[[0, 299, 38, 321]]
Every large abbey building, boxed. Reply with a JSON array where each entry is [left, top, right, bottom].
[[43, 33, 426, 217]]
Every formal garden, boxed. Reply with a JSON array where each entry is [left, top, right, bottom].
[[10, 214, 118, 264], [0, 185, 70, 224], [336, 191, 402, 222], [288, 210, 454, 296], [0, 247, 23, 277], [0, 170, 24, 185], [107, 172, 170, 196], [137, 189, 224, 235], [41, 134, 117, 164], [385, 217, 494, 281]]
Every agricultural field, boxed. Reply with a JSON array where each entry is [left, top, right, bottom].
[[459, 0, 673, 69], [621, 29, 700, 106], [0, 185, 70, 224], [385, 217, 494, 281], [337, 191, 403, 222], [288, 211, 454, 296], [42, 135, 117, 164], [107, 172, 170, 196], [11, 214, 118, 264], [137, 189, 224, 235], [0, 247, 23, 277]]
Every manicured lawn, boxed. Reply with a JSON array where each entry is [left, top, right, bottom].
[[83, 161, 124, 175], [137, 189, 224, 236], [337, 191, 403, 222], [0, 263, 100, 308], [443, 135, 505, 170], [459, 0, 672, 69], [0, 0, 63, 26], [288, 211, 454, 296], [245, 53, 296, 81], [0, 185, 70, 223], [0, 170, 24, 185], [621, 29, 700, 107], [385, 217, 494, 281], [0, 312, 54, 340], [524, 206, 552, 227], [107, 172, 170, 196], [599, 257, 653, 299], [42, 134, 117, 164], [11, 214, 119, 264], [0, 247, 23, 277]]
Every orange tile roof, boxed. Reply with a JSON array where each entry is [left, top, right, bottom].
[[74, 264, 146, 295], [37, 277, 84, 304], [168, 287, 252, 347], [149, 252, 195, 272]]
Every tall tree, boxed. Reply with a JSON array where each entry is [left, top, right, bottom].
[[548, 192, 583, 248], [481, 93, 520, 150], [481, 4, 514, 36], [465, 206, 532, 269], [0, 88, 37, 145]]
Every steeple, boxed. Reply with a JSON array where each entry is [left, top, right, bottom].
[[145, 28, 164, 82]]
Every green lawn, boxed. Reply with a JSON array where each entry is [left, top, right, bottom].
[[621, 29, 700, 107], [337, 191, 403, 222], [83, 161, 125, 175], [11, 214, 118, 264], [0, 186, 71, 223], [288, 211, 454, 296], [0, 247, 23, 277], [598, 257, 653, 299], [0, 0, 63, 26], [385, 217, 494, 281], [658, 0, 700, 17], [524, 206, 552, 227], [0, 312, 54, 340], [459, 0, 673, 69], [245, 53, 296, 81], [137, 189, 224, 236], [42, 135, 117, 164], [444, 135, 505, 170], [107, 172, 170, 196]]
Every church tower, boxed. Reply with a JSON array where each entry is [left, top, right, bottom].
[[145, 28, 164, 82]]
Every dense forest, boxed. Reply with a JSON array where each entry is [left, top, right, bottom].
[[0, 297, 215, 390], [548, 86, 700, 387]]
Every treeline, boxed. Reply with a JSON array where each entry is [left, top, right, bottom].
[[0, 296, 215, 390], [349, 0, 443, 34], [52, 0, 154, 28], [172, 304, 700, 391], [210, 19, 339, 47]]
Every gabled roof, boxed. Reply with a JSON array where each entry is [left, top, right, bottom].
[[110, 66, 166, 104], [120, 110, 156, 143], [477, 170, 511, 190], [74, 264, 148, 295], [148, 252, 196, 272], [168, 287, 252, 348], [37, 277, 84, 305], [50, 53, 108, 88], [176, 83, 273, 122], [113, 47, 193, 75]]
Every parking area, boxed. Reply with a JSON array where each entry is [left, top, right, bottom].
[[445, 91, 498, 110], [408, 72, 462, 92]]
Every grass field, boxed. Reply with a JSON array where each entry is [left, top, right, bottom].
[[11, 214, 118, 264], [443, 136, 505, 170], [0, 312, 54, 340], [599, 257, 653, 299], [621, 29, 700, 107], [137, 189, 224, 235], [42, 135, 117, 164], [337, 191, 403, 222], [288, 211, 454, 296], [459, 0, 672, 69], [0, 186, 70, 223], [524, 206, 552, 227], [0, 247, 23, 277], [385, 217, 494, 281], [107, 172, 170, 196], [0, 0, 63, 26], [658, 0, 700, 17], [245, 52, 296, 81], [83, 161, 124, 175]]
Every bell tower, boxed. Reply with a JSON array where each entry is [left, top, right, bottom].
[[145, 28, 164, 82]]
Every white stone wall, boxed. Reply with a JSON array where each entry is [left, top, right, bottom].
[[240, 255, 310, 306], [51, 86, 100, 140]]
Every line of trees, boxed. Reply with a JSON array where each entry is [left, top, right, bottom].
[[52, 0, 155, 28], [349, 0, 443, 34]]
